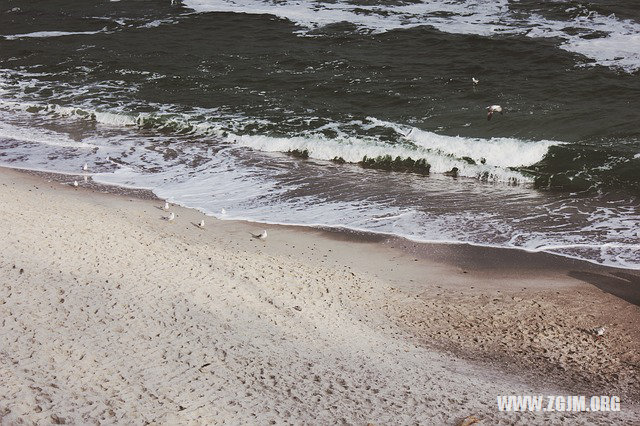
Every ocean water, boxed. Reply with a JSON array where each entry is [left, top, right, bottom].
[[0, 0, 639, 268]]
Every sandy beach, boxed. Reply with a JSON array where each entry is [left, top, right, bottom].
[[1, 166, 639, 425]]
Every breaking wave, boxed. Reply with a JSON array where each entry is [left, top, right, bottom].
[[0, 99, 561, 183]]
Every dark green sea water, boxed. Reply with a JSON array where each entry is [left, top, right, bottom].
[[1, 0, 639, 268]]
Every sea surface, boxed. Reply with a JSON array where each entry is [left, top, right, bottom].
[[1, 0, 639, 268]]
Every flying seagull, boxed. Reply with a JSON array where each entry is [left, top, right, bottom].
[[166, 212, 175, 222], [252, 230, 267, 240], [487, 105, 503, 121], [163, 201, 170, 211], [472, 77, 479, 86]]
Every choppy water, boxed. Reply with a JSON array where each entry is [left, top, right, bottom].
[[1, 0, 639, 268]]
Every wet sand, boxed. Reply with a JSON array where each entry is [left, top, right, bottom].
[[1, 166, 638, 425]]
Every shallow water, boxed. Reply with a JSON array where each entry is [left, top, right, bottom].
[[0, 0, 639, 268]]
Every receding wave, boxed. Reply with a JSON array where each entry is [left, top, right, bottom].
[[0, 121, 97, 149]]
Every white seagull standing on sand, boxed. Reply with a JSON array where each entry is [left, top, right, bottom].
[[163, 201, 170, 211], [472, 77, 479, 86], [73, 180, 79, 187], [487, 105, 503, 121], [220, 208, 226, 216], [198, 219, 205, 228], [252, 230, 267, 240], [83, 163, 88, 172], [167, 212, 175, 222]]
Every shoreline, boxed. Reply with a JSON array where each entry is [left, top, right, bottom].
[[1, 166, 639, 424], [10, 164, 640, 277]]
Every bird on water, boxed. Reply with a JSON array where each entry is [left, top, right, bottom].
[[487, 105, 503, 121]]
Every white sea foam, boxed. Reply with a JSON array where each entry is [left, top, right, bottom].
[[3, 30, 106, 40], [2, 104, 637, 270], [94, 111, 138, 126], [0, 97, 558, 183], [0, 121, 96, 149], [182, 0, 640, 72], [231, 119, 560, 183], [96, 151, 640, 270], [0, 99, 145, 127], [139, 19, 176, 29], [369, 118, 559, 168], [183, 0, 513, 34], [34, 104, 138, 126]]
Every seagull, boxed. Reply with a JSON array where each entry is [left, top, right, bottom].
[[166, 212, 175, 222], [198, 219, 205, 228], [73, 180, 79, 187], [472, 77, 479, 86], [163, 201, 170, 211], [220, 208, 226, 216], [252, 230, 267, 240], [487, 105, 503, 121], [594, 326, 606, 338], [82, 163, 88, 172]]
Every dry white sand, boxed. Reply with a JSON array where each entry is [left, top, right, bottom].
[[0, 168, 638, 425]]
